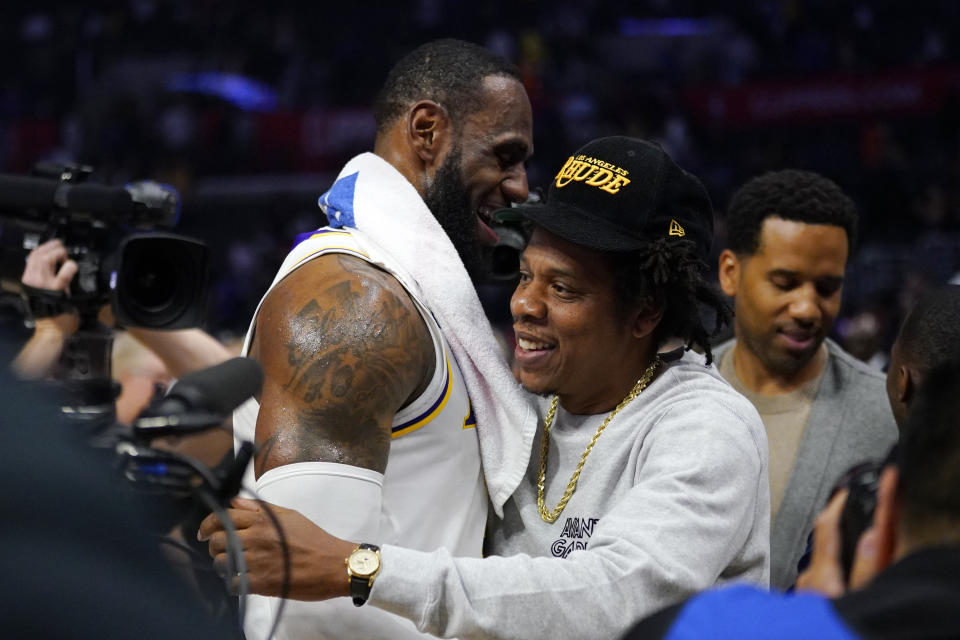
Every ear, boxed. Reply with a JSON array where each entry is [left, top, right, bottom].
[[895, 366, 913, 405], [718, 249, 741, 297], [631, 300, 664, 340], [407, 100, 452, 167]]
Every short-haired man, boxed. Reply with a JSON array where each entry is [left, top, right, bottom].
[[230, 39, 536, 638], [202, 137, 770, 639], [715, 169, 898, 589], [886, 285, 960, 430]]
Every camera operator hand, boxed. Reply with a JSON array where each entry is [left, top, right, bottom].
[[22, 238, 79, 295], [796, 488, 886, 597], [11, 240, 80, 379]]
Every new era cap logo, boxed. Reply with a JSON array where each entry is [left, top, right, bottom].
[[668, 219, 685, 237], [554, 155, 631, 194]]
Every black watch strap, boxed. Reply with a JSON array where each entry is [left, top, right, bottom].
[[350, 576, 370, 607], [22, 284, 73, 319], [349, 543, 380, 607]]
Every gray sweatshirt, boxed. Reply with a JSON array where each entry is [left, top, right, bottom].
[[369, 350, 771, 640]]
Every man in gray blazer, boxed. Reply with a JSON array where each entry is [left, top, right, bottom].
[[714, 169, 897, 590]]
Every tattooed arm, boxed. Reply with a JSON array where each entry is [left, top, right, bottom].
[[250, 254, 435, 476]]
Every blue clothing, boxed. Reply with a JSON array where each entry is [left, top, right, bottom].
[[660, 586, 857, 640], [624, 547, 960, 640]]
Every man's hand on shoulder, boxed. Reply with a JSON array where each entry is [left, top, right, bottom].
[[252, 254, 434, 475], [199, 498, 356, 601]]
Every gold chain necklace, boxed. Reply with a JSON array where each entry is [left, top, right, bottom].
[[537, 356, 661, 524]]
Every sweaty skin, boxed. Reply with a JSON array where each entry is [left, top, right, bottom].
[[251, 254, 434, 476], [249, 75, 532, 478]]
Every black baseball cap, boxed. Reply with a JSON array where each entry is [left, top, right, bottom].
[[495, 136, 713, 255]]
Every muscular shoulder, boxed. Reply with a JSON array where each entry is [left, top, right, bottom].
[[256, 253, 430, 353], [252, 253, 435, 473]]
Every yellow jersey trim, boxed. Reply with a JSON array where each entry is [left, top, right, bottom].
[[391, 352, 453, 438]]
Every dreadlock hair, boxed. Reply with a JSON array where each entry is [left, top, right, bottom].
[[608, 237, 732, 366], [725, 169, 858, 255], [374, 39, 521, 136]]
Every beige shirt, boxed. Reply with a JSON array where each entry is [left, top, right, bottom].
[[718, 348, 824, 519]]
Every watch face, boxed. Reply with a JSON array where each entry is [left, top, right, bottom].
[[348, 549, 379, 576]]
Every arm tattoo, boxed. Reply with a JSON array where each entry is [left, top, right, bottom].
[[266, 260, 433, 472], [256, 433, 279, 477]]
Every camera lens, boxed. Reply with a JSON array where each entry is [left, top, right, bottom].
[[126, 250, 179, 311], [111, 234, 207, 329]]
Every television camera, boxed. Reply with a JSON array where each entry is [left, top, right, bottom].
[[0, 162, 209, 429], [0, 162, 207, 331], [0, 164, 272, 628]]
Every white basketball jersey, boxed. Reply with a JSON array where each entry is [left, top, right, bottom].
[[234, 228, 486, 639]]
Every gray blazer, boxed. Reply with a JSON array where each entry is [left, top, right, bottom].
[[714, 338, 898, 590]]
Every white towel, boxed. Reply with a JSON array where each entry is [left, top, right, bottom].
[[318, 152, 537, 516]]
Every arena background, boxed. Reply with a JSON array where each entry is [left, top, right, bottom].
[[4, 0, 960, 369]]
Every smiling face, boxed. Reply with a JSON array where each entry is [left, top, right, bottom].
[[719, 217, 849, 387], [427, 75, 532, 278], [510, 228, 657, 414]]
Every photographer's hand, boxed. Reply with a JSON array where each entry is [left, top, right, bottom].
[[22, 238, 79, 294], [11, 240, 80, 379], [796, 490, 848, 597], [796, 488, 886, 596]]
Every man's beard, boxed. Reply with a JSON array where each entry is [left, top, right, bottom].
[[424, 148, 490, 282], [740, 324, 824, 379]]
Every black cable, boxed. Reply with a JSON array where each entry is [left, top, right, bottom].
[[118, 437, 290, 638], [242, 484, 291, 640], [152, 531, 233, 618], [185, 445, 289, 640], [116, 442, 241, 626], [159, 522, 236, 626], [196, 487, 249, 628]]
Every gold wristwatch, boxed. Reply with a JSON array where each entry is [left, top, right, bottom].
[[345, 543, 381, 607]]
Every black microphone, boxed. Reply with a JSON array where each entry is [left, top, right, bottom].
[[219, 440, 255, 502], [0, 174, 180, 227], [133, 357, 263, 440]]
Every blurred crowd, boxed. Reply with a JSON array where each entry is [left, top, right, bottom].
[[4, 0, 960, 367]]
